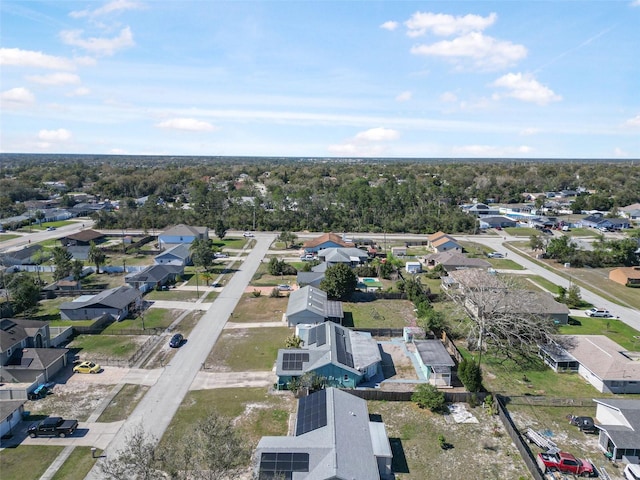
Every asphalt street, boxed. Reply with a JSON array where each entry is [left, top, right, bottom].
[[84, 233, 276, 479]]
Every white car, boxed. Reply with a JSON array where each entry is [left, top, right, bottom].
[[624, 464, 640, 480], [214, 252, 228, 258], [487, 252, 504, 258], [243, 232, 254, 237], [585, 307, 612, 318]]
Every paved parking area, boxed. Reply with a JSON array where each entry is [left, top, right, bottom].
[[2, 421, 124, 450]]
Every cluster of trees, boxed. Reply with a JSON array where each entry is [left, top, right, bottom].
[[540, 233, 640, 268], [3, 156, 638, 236]]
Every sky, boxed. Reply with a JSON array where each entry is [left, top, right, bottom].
[[1, 1, 639, 159]]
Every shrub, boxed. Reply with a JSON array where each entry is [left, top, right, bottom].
[[251, 289, 261, 298], [411, 383, 446, 412], [458, 358, 483, 392]]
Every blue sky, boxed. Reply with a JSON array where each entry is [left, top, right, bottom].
[[1, 0, 639, 158]]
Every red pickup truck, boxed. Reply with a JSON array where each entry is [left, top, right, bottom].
[[537, 451, 596, 477]]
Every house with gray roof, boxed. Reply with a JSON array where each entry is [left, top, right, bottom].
[[255, 387, 393, 480], [158, 224, 208, 249], [0, 400, 26, 438], [59, 285, 142, 321], [0, 244, 44, 266], [125, 264, 183, 293], [414, 340, 456, 387], [296, 271, 325, 288], [424, 251, 491, 272], [316, 247, 369, 267], [0, 318, 69, 384], [594, 398, 640, 463], [154, 243, 192, 266], [276, 322, 381, 389], [285, 286, 343, 327]]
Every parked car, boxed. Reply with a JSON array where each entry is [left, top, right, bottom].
[[624, 463, 640, 480], [585, 307, 612, 318], [243, 232, 255, 237], [487, 252, 504, 258], [169, 333, 184, 348], [300, 253, 316, 261], [214, 252, 228, 258], [28, 417, 78, 438], [537, 451, 595, 477], [567, 415, 596, 433], [73, 361, 101, 374], [46, 226, 56, 231], [562, 225, 571, 232], [277, 284, 292, 291]]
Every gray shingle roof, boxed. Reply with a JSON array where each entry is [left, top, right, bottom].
[[414, 340, 456, 367], [595, 398, 640, 449], [60, 285, 140, 311], [286, 286, 327, 318]]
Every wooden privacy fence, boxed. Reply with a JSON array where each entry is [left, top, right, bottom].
[[344, 389, 488, 404]]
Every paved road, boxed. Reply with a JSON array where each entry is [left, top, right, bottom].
[[85, 234, 276, 479], [456, 233, 640, 331], [0, 219, 94, 254]]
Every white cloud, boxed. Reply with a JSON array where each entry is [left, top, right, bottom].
[[1, 87, 36, 106], [60, 27, 134, 56], [440, 92, 457, 103], [27, 72, 81, 86], [67, 87, 91, 97], [70, 0, 143, 19], [327, 143, 387, 157], [631, 0, 640, 7], [354, 127, 400, 142], [405, 12, 497, 38], [156, 118, 217, 132], [410, 32, 527, 70], [452, 144, 532, 156], [520, 127, 540, 136], [380, 21, 399, 31], [624, 115, 640, 127], [613, 147, 628, 157], [38, 128, 72, 142], [0, 47, 75, 70], [492, 72, 561, 105], [396, 91, 412, 102]]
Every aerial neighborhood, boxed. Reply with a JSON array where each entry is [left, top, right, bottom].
[[1, 158, 639, 479]]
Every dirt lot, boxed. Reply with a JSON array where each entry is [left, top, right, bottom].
[[379, 342, 419, 381]]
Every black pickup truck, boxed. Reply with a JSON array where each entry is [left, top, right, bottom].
[[28, 417, 79, 438]]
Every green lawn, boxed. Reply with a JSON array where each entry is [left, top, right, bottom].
[[524, 275, 561, 294], [488, 258, 525, 270], [162, 388, 293, 453], [144, 289, 201, 301], [50, 447, 101, 480], [206, 326, 290, 371], [564, 227, 600, 237], [0, 446, 65, 480], [559, 316, 640, 351], [342, 299, 417, 328], [103, 308, 178, 332], [97, 384, 149, 422], [504, 227, 538, 237], [233, 294, 289, 323], [67, 334, 141, 358], [0, 233, 21, 242]]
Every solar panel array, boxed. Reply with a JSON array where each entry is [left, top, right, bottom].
[[334, 326, 354, 368], [259, 452, 309, 480], [316, 324, 326, 346], [295, 388, 328, 435], [281, 352, 309, 371], [308, 325, 317, 345]]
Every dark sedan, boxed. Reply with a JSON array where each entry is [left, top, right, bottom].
[[169, 333, 184, 348]]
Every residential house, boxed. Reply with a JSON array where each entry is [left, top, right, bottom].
[[464, 290, 570, 325], [593, 398, 640, 463], [478, 216, 517, 229], [302, 233, 355, 254], [0, 244, 44, 267], [390, 246, 407, 257], [59, 285, 142, 321], [158, 224, 208, 249], [285, 286, 344, 327], [441, 268, 505, 293], [66, 245, 90, 261], [540, 336, 640, 394], [580, 214, 632, 230], [609, 266, 640, 287], [0, 400, 26, 438], [0, 318, 69, 384], [423, 251, 491, 272], [255, 387, 393, 480], [37, 208, 73, 223], [154, 243, 192, 266], [620, 203, 640, 221], [296, 270, 325, 289], [316, 247, 369, 267], [413, 340, 456, 387], [67, 202, 114, 217], [60, 229, 104, 246], [276, 322, 381, 388], [464, 203, 501, 217], [427, 232, 462, 253], [125, 264, 183, 293]]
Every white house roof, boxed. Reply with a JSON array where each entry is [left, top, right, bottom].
[[564, 335, 640, 381]]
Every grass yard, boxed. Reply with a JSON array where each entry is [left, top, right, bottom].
[[81, 273, 127, 290], [559, 316, 640, 351], [342, 298, 417, 329], [0, 233, 21, 242], [0, 446, 65, 480], [104, 308, 179, 332], [504, 227, 539, 237], [205, 326, 290, 371], [369, 400, 531, 480], [232, 294, 289, 323], [144, 289, 201, 301], [67, 334, 142, 359], [30, 296, 68, 321], [488, 258, 525, 270], [50, 447, 102, 480], [564, 227, 601, 237], [97, 384, 149, 422], [251, 271, 298, 287], [524, 275, 561, 294], [162, 388, 294, 454]]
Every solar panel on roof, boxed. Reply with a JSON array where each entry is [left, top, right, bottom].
[[308, 326, 317, 345], [316, 324, 326, 346], [334, 326, 354, 368], [259, 452, 309, 480], [295, 388, 328, 435], [282, 352, 309, 371]]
